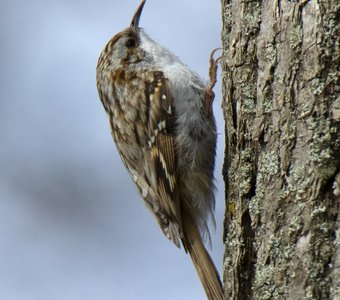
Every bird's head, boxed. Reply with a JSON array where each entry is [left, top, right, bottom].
[[97, 0, 147, 71]]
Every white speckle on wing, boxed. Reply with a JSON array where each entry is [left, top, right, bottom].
[[142, 187, 148, 197], [161, 120, 166, 130]]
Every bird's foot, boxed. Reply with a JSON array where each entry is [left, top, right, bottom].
[[203, 48, 222, 117]]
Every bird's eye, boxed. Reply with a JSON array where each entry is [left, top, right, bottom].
[[125, 38, 136, 48]]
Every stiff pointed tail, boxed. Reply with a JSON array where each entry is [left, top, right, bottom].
[[184, 218, 224, 300]]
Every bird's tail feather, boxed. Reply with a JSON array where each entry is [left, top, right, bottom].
[[184, 215, 223, 300]]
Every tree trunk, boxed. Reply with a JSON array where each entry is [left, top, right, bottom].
[[221, 1, 340, 299]]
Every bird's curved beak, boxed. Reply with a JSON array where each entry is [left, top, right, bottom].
[[130, 0, 146, 31]]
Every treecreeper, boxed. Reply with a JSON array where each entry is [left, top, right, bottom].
[[96, 1, 223, 299]]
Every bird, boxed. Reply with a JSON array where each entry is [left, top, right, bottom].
[[96, 1, 223, 299]]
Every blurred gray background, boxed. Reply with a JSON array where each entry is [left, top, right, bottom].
[[0, 1, 223, 299]]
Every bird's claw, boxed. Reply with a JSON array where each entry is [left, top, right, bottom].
[[204, 48, 222, 116]]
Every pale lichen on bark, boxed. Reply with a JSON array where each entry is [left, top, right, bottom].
[[221, 0, 340, 299]]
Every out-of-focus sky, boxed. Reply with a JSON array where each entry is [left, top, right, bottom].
[[0, 1, 223, 299]]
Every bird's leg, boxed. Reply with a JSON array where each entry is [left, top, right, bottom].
[[203, 48, 222, 117]]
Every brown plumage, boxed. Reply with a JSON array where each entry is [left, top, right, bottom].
[[96, 1, 223, 299]]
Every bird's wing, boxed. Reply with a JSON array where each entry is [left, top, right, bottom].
[[143, 71, 183, 248], [112, 71, 183, 248]]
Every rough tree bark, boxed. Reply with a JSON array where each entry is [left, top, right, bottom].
[[221, 0, 339, 299]]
